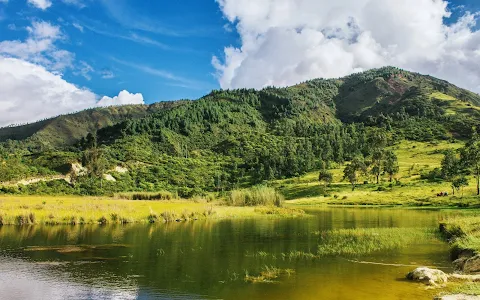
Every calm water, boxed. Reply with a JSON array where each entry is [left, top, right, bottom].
[[0, 207, 459, 300]]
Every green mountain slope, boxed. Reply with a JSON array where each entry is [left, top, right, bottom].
[[1, 66, 480, 196], [0, 100, 188, 149]]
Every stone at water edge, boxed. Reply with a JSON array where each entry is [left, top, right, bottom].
[[406, 267, 448, 286], [435, 295, 480, 300], [463, 255, 480, 274]]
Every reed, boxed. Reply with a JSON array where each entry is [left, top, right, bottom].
[[228, 186, 284, 207]]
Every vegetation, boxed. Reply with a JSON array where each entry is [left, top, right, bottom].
[[0, 195, 303, 225], [245, 266, 295, 283], [440, 215, 480, 253], [317, 227, 437, 256], [228, 186, 284, 207], [1, 67, 480, 203]]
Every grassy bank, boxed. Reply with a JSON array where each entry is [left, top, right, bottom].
[[440, 214, 480, 254], [0, 195, 305, 225]]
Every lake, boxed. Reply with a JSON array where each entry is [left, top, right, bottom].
[[0, 207, 457, 300]]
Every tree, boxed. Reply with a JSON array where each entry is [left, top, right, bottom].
[[453, 177, 469, 196], [370, 149, 384, 184], [384, 150, 399, 182], [441, 150, 460, 195], [460, 133, 480, 195], [343, 157, 367, 191], [319, 169, 333, 190]]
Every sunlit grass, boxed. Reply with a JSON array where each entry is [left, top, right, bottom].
[[0, 195, 305, 225], [275, 140, 478, 207], [440, 215, 480, 253]]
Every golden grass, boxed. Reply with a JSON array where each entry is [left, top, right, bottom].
[[0, 196, 305, 225]]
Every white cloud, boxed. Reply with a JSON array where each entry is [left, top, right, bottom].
[[74, 61, 94, 80], [214, 0, 480, 93], [101, 69, 115, 79], [72, 22, 84, 32], [62, 0, 87, 8], [0, 57, 144, 127], [0, 20, 73, 71], [97, 90, 144, 107], [27, 0, 52, 10]]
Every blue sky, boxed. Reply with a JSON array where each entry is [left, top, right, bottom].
[[0, 0, 480, 126], [0, 0, 239, 103]]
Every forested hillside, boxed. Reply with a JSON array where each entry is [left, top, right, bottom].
[[1, 66, 480, 197]]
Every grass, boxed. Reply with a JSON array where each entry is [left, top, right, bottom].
[[276, 140, 480, 207], [317, 227, 438, 256], [0, 195, 305, 225], [439, 215, 480, 254], [228, 186, 284, 207], [244, 266, 295, 283], [245, 228, 439, 259]]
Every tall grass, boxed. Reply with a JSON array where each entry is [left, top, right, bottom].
[[228, 186, 284, 207]]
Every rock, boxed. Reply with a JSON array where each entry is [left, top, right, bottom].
[[406, 267, 448, 286], [103, 174, 116, 182], [71, 163, 87, 177], [454, 257, 469, 272], [115, 166, 128, 174], [463, 255, 480, 274], [435, 294, 480, 300]]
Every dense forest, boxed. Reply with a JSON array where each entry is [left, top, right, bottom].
[[1, 66, 480, 197]]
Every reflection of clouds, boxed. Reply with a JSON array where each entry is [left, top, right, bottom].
[[0, 256, 138, 300], [0, 255, 210, 300]]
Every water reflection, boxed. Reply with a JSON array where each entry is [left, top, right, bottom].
[[0, 207, 460, 300]]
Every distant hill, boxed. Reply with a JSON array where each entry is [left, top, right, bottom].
[[0, 100, 188, 148]]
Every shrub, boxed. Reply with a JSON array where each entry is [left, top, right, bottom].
[[98, 216, 107, 225]]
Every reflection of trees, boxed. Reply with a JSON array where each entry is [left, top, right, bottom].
[[0, 208, 450, 298]]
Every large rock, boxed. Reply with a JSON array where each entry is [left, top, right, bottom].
[[435, 294, 480, 300], [463, 255, 480, 274], [406, 267, 448, 286]]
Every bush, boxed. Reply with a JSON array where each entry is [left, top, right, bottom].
[[228, 186, 284, 207]]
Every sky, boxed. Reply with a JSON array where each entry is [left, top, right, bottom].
[[1, 0, 480, 126]]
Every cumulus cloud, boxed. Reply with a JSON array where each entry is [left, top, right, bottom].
[[27, 0, 52, 10], [97, 90, 144, 107], [213, 0, 480, 93], [0, 57, 144, 127]]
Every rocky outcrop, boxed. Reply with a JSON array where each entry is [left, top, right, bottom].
[[406, 267, 448, 286]]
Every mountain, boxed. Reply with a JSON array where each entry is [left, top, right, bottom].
[[1, 66, 480, 196], [0, 100, 188, 149]]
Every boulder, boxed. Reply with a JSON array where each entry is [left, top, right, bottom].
[[103, 174, 116, 182], [463, 255, 480, 274], [406, 267, 448, 286], [435, 294, 480, 300], [454, 257, 469, 272]]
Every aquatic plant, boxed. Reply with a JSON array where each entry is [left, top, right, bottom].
[[245, 266, 295, 283], [317, 227, 437, 256]]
